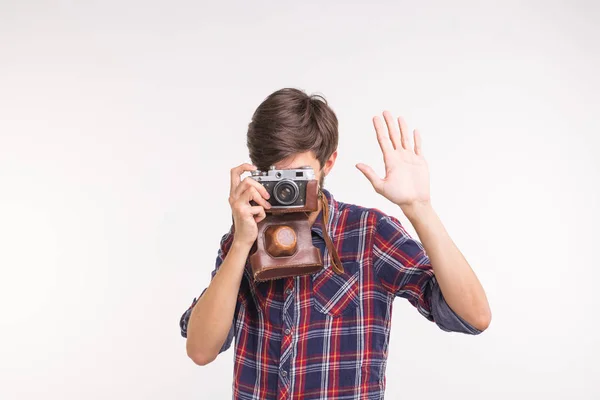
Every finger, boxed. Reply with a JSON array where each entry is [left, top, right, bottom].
[[413, 129, 423, 155], [244, 187, 271, 209], [250, 206, 267, 223], [372, 116, 394, 158], [397, 116, 410, 150], [383, 111, 401, 150], [234, 176, 270, 201], [230, 163, 257, 195], [356, 163, 384, 194]]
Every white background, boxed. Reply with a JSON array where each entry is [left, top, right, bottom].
[[1, 1, 599, 399]]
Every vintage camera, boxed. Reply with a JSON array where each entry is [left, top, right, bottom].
[[248, 166, 323, 281], [250, 166, 319, 212]]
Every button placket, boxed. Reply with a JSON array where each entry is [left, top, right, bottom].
[[278, 278, 295, 399]]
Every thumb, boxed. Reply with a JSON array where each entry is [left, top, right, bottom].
[[356, 163, 383, 193]]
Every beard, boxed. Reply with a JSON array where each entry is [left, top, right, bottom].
[[318, 172, 326, 194]]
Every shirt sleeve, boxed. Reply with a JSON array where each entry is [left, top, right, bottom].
[[179, 227, 238, 352], [372, 214, 481, 335]]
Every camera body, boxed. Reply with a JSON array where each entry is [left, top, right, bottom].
[[250, 166, 319, 212]]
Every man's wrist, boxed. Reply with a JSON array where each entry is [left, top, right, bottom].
[[400, 200, 435, 225], [219, 239, 253, 276], [231, 239, 254, 256]]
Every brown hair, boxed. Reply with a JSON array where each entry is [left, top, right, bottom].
[[247, 88, 339, 171]]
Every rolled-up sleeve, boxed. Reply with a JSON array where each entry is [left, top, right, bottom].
[[373, 214, 480, 335], [179, 228, 237, 353], [430, 279, 481, 334]]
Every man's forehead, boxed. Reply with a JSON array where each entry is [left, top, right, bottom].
[[274, 153, 318, 169], [279, 163, 311, 169], [275, 163, 317, 171]]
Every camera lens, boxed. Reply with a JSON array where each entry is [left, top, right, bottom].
[[273, 180, 299, 206]]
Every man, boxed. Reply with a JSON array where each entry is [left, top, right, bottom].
[[180, 88, 491, 400]]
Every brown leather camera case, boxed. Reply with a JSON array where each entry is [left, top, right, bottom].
[[249, 180, 323, 281], [249, 213, 323, 281]]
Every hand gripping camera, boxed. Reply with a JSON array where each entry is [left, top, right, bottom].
[[248, 166, 323, 281]]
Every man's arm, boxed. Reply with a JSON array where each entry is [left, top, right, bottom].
[[357, 111, 491, 332], [184, 163, 271, 365], [402, 203, 491, 331], [185, 241, 251, 365]]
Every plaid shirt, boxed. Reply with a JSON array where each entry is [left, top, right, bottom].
[[181, 189, 479, 400]]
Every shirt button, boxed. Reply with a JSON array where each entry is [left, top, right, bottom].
[[285, 288, 293, 295], [284, 328, 291, 336], [281, 370, 288, 378]]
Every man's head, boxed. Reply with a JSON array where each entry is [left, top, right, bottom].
[[247, 88, 338, 188]]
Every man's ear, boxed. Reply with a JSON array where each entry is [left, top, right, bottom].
[[322, 151, 338, 176]]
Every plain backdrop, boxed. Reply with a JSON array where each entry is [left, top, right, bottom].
[[1, 1, 599, 399]]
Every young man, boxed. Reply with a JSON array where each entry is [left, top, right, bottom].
[[180, 88, 491, 400]]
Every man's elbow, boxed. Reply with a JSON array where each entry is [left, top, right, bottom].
[[472, 307, 492, 332], [189, 352, 216, 366], [186, 341, 217, 366]]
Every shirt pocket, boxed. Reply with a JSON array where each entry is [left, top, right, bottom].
[[312, 261, 360, 317]]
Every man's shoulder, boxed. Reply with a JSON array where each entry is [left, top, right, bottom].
[[334, 196, 394, 229]]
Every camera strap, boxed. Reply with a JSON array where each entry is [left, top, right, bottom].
[[320, 193, 344, 275]]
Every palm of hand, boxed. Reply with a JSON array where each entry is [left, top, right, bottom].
[[357, 112, 431, 207]]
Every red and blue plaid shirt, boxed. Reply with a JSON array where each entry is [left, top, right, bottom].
[[181, 190, 479, 400]]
